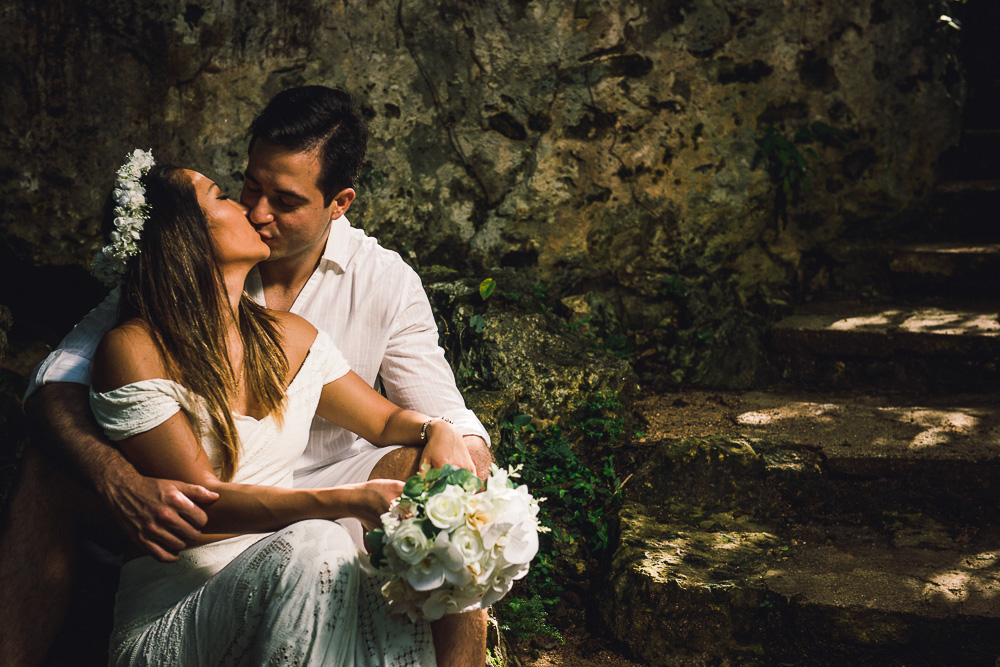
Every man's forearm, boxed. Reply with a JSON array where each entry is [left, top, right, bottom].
[[24, 382, 218, 562], [24, 382, 136, 495]]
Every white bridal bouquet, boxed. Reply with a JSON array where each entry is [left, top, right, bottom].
[[364, 464, 546, 621]]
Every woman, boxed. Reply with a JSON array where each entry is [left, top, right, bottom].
[[89, 152, 471, 665]]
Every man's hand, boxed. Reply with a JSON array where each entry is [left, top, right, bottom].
[[101, 467, 219, 562], [418, 421, 475, 474], [26, 382, 218, 562]]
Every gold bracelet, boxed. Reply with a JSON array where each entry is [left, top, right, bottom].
[[420, 417, 453, 441]]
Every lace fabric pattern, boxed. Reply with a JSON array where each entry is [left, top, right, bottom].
[[111, 521, 435, 667]]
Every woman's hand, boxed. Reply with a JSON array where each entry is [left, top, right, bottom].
[[419, 420, 476, 474], [342, 479, 405, 531]]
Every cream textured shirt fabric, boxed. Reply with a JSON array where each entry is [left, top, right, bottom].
[[28, 215, 489, 474]]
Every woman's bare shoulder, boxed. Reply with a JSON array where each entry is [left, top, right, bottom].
[[270, 310, 318, 349], [92, 319, 169, 392], [268, 311, 318, 382]]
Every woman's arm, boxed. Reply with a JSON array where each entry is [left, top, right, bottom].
[[277, 310, 477, 473], [92, 323, 399, 537], [110, 411, 400, 536], [315, 371, 476, 473]]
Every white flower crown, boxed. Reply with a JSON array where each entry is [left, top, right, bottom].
[[91, 149, 156, 286]]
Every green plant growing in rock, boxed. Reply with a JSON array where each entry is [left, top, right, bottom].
[[493, 393, 627, 645], [757, 121, 847, 224]]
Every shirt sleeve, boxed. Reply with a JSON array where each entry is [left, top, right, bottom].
[[378, 265, 491, 447], [24, 289, 121, 403]]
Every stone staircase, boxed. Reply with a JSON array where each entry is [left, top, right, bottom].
[[598, 8, 1000, 666]]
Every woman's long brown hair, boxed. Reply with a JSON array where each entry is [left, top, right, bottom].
[[108, 165, 288, 481]]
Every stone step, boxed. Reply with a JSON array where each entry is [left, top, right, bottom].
[[629, 393, 1000, 534], [768, 300, 1000, 391], [938, 129, 1000, 181], [887, 242, 1000, 295], [734, 391, 1000, 521], [635, 391, 1000, 521], [762, 530, 1000, 665], [823, 241, 1000, 299], [635, 391, 1000, 516], [603, 504, 1000, 666], [922, 179, 1000, 241]]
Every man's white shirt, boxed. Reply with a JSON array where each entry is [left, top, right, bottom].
[[27, 215, 489, 474]]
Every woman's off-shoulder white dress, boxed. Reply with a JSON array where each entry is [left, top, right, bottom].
[[90, 331, 436, 666]]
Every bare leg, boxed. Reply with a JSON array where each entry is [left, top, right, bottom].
[[369, 444, 491, 666], [0, 448, 80, 667], [432, 606, 488, 667]]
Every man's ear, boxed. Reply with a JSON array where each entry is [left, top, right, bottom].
[[330, 188, 356, 219]]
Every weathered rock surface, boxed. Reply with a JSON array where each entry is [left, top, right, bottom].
[[0, 0, 963, 387], [602, 502, 780, 666], [426, 274, 638, 432], [603, 392, 1000, 665]]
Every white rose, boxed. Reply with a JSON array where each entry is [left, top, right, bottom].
[[424, 484, 469, 530], [450, 525, 485, 565], [389, 519, 431, 565]]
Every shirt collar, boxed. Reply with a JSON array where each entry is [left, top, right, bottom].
[[320, 214, 352, 273]]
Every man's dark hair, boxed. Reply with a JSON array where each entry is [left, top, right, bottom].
[[248, 86, 368, 206]]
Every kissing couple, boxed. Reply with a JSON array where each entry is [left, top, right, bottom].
[[3, 86, 492, 666]]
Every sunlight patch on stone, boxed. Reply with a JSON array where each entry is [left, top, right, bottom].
[[910, 428, 950, 449], [873, 407, 979, 449], [923, 570, 971, 601], [828, 312, 901, 330], [737, 402, 842, 426], [899, 310, 1000, 336], [968, 552, 999, 570]]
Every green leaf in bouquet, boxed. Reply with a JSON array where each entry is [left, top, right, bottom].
[[438, 463, 459, 477], [424, 467, 443, 482], [366, 528, 386, 553], [403, 475, 427, 498], [427, 477, 449, 496], [451, 467, 482, 493], [365, 529, 388, 568], [420, 518, 438, 538]]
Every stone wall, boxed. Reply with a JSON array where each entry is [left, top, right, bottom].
[[0, 0, 962, 386]]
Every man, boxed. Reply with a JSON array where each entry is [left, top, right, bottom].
[[1, 86, 490, 665]]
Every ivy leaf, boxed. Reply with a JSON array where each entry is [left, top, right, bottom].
[[479, 278, 497, 300], [512, 414, 534, 428]]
